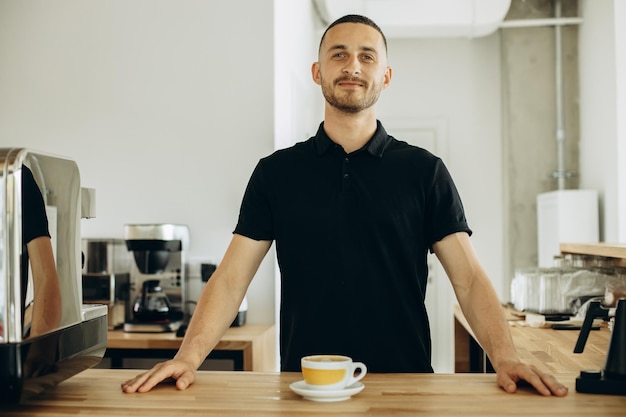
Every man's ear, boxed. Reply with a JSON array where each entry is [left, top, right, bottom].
[[382, 66, 393, 90], [311, 62, 322, 85]]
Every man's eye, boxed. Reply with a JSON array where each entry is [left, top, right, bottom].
[[361, 55, 374, 61], [333, 53, 345, 58]]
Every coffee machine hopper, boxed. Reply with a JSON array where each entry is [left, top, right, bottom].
[[123, 224, 189, 333], [574, 298, 626, 395]]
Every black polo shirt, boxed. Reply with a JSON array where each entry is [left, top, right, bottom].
[[21, 165, 51, 337], [234, 120, 472, 373], [22, 166, 50, 245]]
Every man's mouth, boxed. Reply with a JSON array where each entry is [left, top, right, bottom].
[[336, 77, 365, 87]]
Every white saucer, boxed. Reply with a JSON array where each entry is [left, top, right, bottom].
[[289, 380, 365, 402]]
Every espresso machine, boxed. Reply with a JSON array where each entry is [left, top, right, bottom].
[[81, 238, 131, 329], [0, 148, 107, 404], [123, 224, 189, 333]]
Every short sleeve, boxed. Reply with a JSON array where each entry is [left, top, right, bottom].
[[22, 166, 50, 244], [233, 160, 275, 241], [425, 159, 472, 248]]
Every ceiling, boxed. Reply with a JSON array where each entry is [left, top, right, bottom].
[[313, 0, 512, 38]]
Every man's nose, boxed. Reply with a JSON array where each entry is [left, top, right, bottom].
[[342, 56, 361, 75]]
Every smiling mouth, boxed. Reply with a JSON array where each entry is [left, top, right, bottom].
[[336, 77, 365, 87]]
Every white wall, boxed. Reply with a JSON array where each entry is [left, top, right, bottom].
[[0, 0, 276, 324], [274, 1, 321, 151], [579, 0, 626, 241], [618, 1, 626, 242]]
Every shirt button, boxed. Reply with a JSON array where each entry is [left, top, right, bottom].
[[343, 173, 349, 179], [344, 158, 349, 163]]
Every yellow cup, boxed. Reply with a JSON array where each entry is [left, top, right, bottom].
[[301, 355, 367, 390]]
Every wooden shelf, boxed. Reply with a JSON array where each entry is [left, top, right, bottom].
[[560, 242, 626, 267]]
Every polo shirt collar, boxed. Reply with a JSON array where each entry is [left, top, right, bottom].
[[314, 120, 391, 158]]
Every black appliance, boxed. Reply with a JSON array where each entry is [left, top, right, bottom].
[[123, 224, 189, 333], [574, 298, 626, 395]]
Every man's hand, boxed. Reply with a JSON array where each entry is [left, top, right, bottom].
[[496, 360, 569, 396], [121, 359, 196, 393]]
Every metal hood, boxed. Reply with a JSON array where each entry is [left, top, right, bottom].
[[313, 0, 512, 38]]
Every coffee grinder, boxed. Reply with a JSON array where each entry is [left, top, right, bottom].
[[574, 298, 626, 395], [123, 224, 190, 333]]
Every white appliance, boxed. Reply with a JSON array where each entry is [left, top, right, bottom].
[[537, 189, 599, 267]]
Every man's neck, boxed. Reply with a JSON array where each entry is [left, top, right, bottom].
[[323, 105, 378, 154]]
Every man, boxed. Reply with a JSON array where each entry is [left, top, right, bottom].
[[122, 14, 568, 397], [22, 165, 62, 339]]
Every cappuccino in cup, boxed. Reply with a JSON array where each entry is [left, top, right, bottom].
[[301, 355, 367, 390]]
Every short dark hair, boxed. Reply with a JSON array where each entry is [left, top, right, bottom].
[[319, 14, 388, 55]]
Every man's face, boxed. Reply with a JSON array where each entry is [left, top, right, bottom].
[[313, 23, 391, 113]]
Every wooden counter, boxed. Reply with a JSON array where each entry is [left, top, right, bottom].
[[454, 305, 611, 373], [106, 324, 276, 372], [3, 369, 625, 416]]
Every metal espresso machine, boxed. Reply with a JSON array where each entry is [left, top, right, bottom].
[[81, 238, 131, 329], [123, 224, 189, 333], [0, 148, 107, 404]]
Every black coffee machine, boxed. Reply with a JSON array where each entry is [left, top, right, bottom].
[[574, 298, 626, 395], [123, 224, 189, 333]]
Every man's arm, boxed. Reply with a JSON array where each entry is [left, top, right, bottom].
[[27, 236, 62, 337], [432, 232, 568, 396], [122, 233, 272, 393]]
